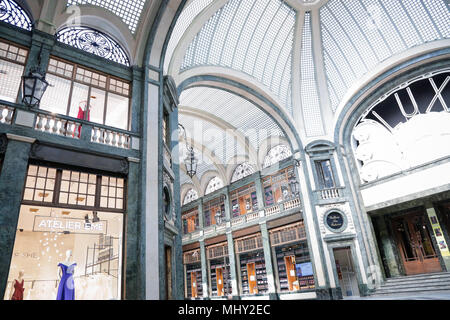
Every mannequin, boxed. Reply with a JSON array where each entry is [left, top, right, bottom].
[[56, 250, 77, 300], [10, 270, 25, 300]]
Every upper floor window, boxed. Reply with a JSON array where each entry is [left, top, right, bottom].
[[183, 188, 198, 205], [315, 160, 335, 189], [203, 197, 225, 227], [41, 57, 131, 130], [231, 162, 255, 183], [0, 39, 28, 102], [0, 0, 32, 31], [205, 176, 223, 195], [230, 183, 258, 218], [182, 208, 199, 235], [262, 166, 296, 207], [56, 27, 130, 66], [263, 145, 292, 168]]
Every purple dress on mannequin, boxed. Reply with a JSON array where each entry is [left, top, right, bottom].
[[56, 263, 76, 300]]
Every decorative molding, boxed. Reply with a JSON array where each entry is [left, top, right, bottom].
[[6, 133, 36, 144]]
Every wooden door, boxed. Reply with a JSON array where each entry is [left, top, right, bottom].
[[392, 210, 442, 275], [191, 272, 198, 298], [247, 263, 258, 294], [284, 256, 300, 291], [216, 267, 224, 297]]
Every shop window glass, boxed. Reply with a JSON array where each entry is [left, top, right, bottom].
[[315, 160, 336, 189], [270, 222, 315, 292], [0, 39, 28, 102], [23, 165, 57, 203], [41, 57, 131, 130], [262, 166, 295, 207], [4, 205, 124, 300], [183, 250, 202, 299], [100, 176, 125, 210], [235, 234, 268, 295], [230, 183, 258, 218], [207, 244, 232, 297]]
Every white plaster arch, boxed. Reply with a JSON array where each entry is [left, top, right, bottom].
[[334, 39, 450, 145], [179, 106, 260, 170], [181, 78, 300, 153], [53, 6, 135, 64], [177, 66, 287, 117], [167, 0, 227, 76], [200, 170, 224, 195], [180, 182, 200, 205], [258, 135, 292, 168]]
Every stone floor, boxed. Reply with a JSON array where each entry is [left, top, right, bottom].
[[343, 290, 450, 300]]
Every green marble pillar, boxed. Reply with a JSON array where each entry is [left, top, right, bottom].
[[0, 137, 33, 298], [260, 222, 276, 297], [199, 240, 209, 298], [226, 231, 239, 296], [254, 172, 265, 211]]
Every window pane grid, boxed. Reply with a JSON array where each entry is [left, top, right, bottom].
[[23, 165, 56, 203], [59, 170, 97, 207], [100, 176, 124, 210]]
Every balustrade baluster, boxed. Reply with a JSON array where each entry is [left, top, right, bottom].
[[5, 108, 13, 124]]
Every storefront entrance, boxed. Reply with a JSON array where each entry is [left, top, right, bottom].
[[391, 210, 442, 275]]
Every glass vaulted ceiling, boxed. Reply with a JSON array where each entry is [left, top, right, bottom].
[[180, 0, 296, 115], [321, 0, 450, 111], [67, 0, 147, 33]]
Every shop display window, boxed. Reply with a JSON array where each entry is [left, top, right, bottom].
[[230, 183, 258, 218], [235, 234, 268, 295], [40, 57, 131, 131], [4, 205, 124, 300], [207, 243, 232, 297], [203, 197, 225, 227], [4, 163, 126, 300], [262, 166, 295, 207], [184, 250, 202, 299], [182, 208, 199, 234], [270, 222, 315, 292], [0, 39, 28, 103]]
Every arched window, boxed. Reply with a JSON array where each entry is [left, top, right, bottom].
[[183, 188, 198, 205], [231, 162, 255, 183], [263, 145, 292, 168], [56, 27, 130, 66], [0, 0, 32, 31], [205, 177, 223, 195]]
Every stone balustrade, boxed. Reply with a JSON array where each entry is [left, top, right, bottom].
[[0, 104, 15, 124], [35, 113, 81, 139], [91, 126, 130, 149], [265, 204, 281, 216], [317, 187, 344, 200]]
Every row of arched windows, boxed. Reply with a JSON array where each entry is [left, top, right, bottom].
[[183, 144, 293, 205]]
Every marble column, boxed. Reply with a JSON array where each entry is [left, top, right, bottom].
[[375, 216, 401, 278], [199, 240, 209, 298], [226, 231, 239, 297], [0, 135, 34, 297], [260, 222, 276, 297], [254, 172, 265, 211]]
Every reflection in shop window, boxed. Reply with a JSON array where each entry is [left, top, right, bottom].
[[230, 183, 258, 218], [0, 39, 28, 103], [40, 57, 131, 130], [207, 243, 232, 297], [182, 208, 199, 235]]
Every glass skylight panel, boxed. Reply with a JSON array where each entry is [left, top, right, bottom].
[[423, 0, 450, 38], [301, 13, 324, 137], [181, 0, 295, 114], [164, 0, 214, 73], [183, 188, 199, 205], [402, 0, 441, 42], [205, 177, 224, 195], [0, 0, 32, 31], [231, 162, 255, 183], [67, 0, 146, 33]]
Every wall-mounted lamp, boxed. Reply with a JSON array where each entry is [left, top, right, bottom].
[[22, 45, 49, 108]]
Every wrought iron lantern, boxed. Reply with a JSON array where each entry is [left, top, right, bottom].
[[22, 46, 49, 107], [178, 124, 197, 179]]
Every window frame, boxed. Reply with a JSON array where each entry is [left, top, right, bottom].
[[42, 55, 132, 131]]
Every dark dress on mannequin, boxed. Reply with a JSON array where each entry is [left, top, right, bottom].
[[11, 279, 24, 300], [56, 263, 77, 300]]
